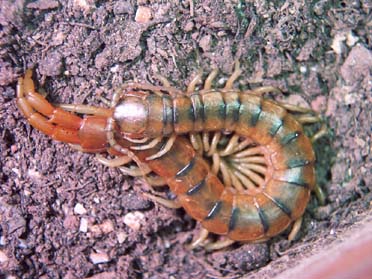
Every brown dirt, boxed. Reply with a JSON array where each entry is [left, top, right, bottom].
[[0, 1, 371, 278]]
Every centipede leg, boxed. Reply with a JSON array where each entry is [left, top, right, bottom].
[[96, 154, 133, 167], [311, 124, 328, 143], [203, 68, 219, 90], [153, 73, 181, 97], [314, 184, 326, 206], [278, 102, 329, 143], [288, 216, 303, 241], [143, 175, 167, 187], [204, 239, 235, 251], [145, 134, 177, 160], [248, 86, 282, 95], [188, 228, 209, 249], [224, 60, 242, 89], [142, 192, 181, 208], [189, 133, 203, 155], [187, 70, 203, 94], [130, 137, 163, 151]]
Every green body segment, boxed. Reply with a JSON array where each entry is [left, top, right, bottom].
[[116, 89, 315, 241]]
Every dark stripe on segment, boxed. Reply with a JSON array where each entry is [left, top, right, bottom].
[[189, 99, 195, 122], [287, 158, 311, 169], [205, 201, 222, 220], [281, 131, 301, 145], [219, 95, 227, 120], [257, 207, 269, 234], [175, 156, 196, 178], [250, 105, 262, 126], [232, 96, 241, 123], [162, 96, 168, 127], [228, 207, 239, 232], [162, 96, 173, 132], [190, 94, 201, 122], [288, 181, 309, 188], [201, 97, 206, 123], [186, 178, 206, 195], [269, 119, 283, 137], [269, 196, 292, 218], [173, 100, 180, 124]]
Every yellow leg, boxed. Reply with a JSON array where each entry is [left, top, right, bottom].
[[96, 154, 132, 167], [224, 60, 242, 89], [248, 86, 282, 95], [288, 216, 303, 241], [119, 164, 152, 177], [142, 192, 181, 209], [130, 137, 163, 151], [314, 184, 326, 206], [145, 134, 177, 161], [188, 228, 209, 249], [189, 133, 203, 154], [203, 69, 219, 90], [187, 70, 203, 94], [204, 238, 235, 251], [153, 73, 181, 97], [206, 132, 221, 156]]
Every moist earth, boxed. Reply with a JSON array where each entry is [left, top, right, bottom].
[[0, 1, 371, 279]]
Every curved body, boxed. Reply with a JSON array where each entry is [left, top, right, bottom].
[[114, 89, 315, 240], [17, 71, 315, 242]]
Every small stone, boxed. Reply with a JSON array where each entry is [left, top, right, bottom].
[[64, 215, 79, 230], [135, 6, 152, 23], [100, 220, 114, 234], [123, 211, 145, 230], [184, 21, 194, 32], [113, 1, 134, 15], [311, 96, 327, 112], [90, 252, 110, 264], [74, 203, 87, 215], [0, 250, 8, 263], [79, 217, 88, 233], [26, 0, 59, 10], [117, 231, 127, 244], [39, 51, 63, 76], [331, 33, 346, 55], [346, 31, 358, 47], [199, 35, 211, 52], [85, 272, 117, 279], [340, 45, 372, 84]]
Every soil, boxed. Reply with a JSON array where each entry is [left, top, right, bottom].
[[0, 1, 371, 279]]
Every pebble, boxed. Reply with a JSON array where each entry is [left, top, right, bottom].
[[79, 217, 88, 233], [117, 231, 127, 244], [123, 211, 145, 230], [74, 203, 87, 215], [90, 252, 110, 264], [0, 250, 8, 263], [135, 6, 152, 23]]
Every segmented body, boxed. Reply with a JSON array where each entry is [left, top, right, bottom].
[[113, 87, 315, 241], [17, 69, 316, 243]]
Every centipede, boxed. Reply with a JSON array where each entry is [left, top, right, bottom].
[[16, 62, 326, 250]]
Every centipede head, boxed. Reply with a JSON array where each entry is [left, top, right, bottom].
[[113, 91, 149, 138]]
